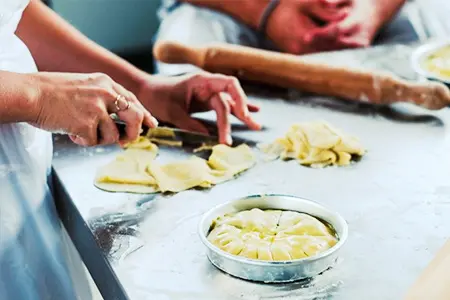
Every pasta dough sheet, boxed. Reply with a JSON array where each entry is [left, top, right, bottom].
[[260, 121, 365, 168], [147, 144, 255, 193], [207, 208, 338, 261], [94, 137, 255, 194]]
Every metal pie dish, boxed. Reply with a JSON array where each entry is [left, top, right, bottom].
[[411, 40, 450, 87], [198, 194, 348, 283]]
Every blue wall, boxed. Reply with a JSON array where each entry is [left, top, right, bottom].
[[52, 0, 162, 52]]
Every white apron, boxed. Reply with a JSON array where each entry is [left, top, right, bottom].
[[0, 1, 95, 299]]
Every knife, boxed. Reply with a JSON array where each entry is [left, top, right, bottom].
[[112, 119, 255, 147]]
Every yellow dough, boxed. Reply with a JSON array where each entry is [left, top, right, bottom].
[[94, 136, 255, 194], [193, 142, 216, 153], [94, 145, 159, 194], [148, 144, 255, 193], [208, 144, 256, 175], [123, 136, 158, 151], [423, 45, 450, 79], [145, 127, 183, 147], [260, 121, 365, 167], [148, 157, 231, 193], [207, 208, 338, 261], [146, 126, 176, 139]]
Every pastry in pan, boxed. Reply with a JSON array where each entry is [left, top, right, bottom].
[[207, 208, 338, 261]]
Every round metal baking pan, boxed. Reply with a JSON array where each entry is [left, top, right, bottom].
[[411, 40, 450, 87], [198, 194, 348, 283]]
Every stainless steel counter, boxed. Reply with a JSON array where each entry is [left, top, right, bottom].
[[52, 44, 450, 300]]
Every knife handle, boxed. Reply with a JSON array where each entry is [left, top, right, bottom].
[[97, 119, 149, 142]]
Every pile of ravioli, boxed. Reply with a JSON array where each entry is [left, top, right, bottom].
[[260, 121, 366, 168], [207, 208, 338, 261], [94, 137, 256, 194]]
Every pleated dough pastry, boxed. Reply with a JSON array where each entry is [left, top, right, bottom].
[[207, 208, 338, 262], [215, 208, 281, 234], [260, 120, 365, 167]]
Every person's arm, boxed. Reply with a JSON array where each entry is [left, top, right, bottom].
[[0, 71, 36, 123], [16, 0, 148, 95], [323, 0, 406, 49], [178, 0, 269, 29], [15, 0, 261, 144], [376, 0, 406, 28]]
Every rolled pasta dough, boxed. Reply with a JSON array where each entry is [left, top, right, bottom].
[[94, 137, 255, 194]]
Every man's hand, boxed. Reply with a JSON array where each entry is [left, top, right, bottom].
[[312, 0, 406, 49], [329, 0, 381, 48], [137, 72, 261, 145], [180, 0, 352, 54], [265, 0, 352, 54]]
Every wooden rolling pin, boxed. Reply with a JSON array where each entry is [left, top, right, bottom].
[[404, 240, 450, 300], [153, 41, 450, 110]]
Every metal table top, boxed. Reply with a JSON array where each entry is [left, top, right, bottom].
[[52, 44, 450, 300]]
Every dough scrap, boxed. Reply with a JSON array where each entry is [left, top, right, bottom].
[[143, 127, 183, 147], [207, 208, 338, 261], [94, 136, 255, 194], [148, 138, 183, 147], [123, 136, 159, 151], [146, 127, 176, 139], [193, 142, 216, 153], [260, 121, 365, 167]]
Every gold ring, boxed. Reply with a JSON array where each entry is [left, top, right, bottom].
[[114, 94, 131, 112]]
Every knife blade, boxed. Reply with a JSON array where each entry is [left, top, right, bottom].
[[112, 119, 255, 147]]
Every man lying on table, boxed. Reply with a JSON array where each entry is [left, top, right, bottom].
[[155, 0, 415, 75]]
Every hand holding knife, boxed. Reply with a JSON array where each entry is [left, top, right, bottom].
[[110, 119, 254, 148]]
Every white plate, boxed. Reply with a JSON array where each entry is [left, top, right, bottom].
[[411, 40, 450, 85]]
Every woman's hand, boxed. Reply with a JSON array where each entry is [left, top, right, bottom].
[[137, 72, 261, 145], [29, 72, 157, 146]]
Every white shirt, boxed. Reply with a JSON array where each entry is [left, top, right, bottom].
[[0, 0, 53, 250], [0, 3, 83, 299]]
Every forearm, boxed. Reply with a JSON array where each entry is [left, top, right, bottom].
[[0, 71, 36, 124], [179, 0, 269, 28], [16, 0, 148, 94], [375, 0, 406, 26]]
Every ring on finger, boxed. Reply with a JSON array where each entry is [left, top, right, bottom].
[[114, 94, 131, 112]]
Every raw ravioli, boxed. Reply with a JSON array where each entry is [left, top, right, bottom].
[[260, 121, 365, 167], [94, 146, 159, 193], [208, 144, 256, 174], [148, 157, 229, 193], [94, 136, 255, 194], [207, 208, 338, 262]]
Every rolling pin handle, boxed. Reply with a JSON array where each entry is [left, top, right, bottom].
[[153, 41, 204, 67]]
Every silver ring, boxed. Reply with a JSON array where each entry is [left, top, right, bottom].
[[114, 94, 131, 112]]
